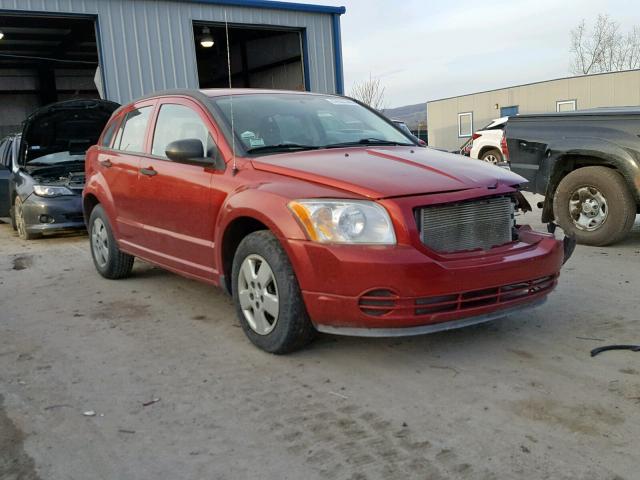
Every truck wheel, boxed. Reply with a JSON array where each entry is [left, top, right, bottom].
[[553, 166, 636, 246], [89, 204, 134, 279], [232, 230, 315, 354], [481, 149, 503, 164], [15, 197, 41, 240]]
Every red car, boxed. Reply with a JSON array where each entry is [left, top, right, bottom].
[[84, 89, 572, 353]]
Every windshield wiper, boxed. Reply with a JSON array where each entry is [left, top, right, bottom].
[[324, 138, 414, 148], [246, 143, 320, 154]]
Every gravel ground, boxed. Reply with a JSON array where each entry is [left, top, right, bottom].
[[1, 195, 639, 480]]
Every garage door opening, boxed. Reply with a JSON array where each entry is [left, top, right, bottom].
[[0, 14, 101, 137], [193, 22, 306, 91]]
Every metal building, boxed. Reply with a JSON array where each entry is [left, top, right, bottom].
[[427, 69, 640, 151], [0, 0, 345, 135]]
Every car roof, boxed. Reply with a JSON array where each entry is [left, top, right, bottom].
[[114, 88, 340, 117]]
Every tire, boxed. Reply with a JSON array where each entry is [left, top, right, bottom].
[[480, 148, 503, 164], [14, 197, 41, 240], [9, 203, 17, 230], [553, 166, 636, 246], [88, 204, 134, 279], [232, 230, 315, 354]]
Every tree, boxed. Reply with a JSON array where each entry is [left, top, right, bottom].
[[570, 14, 640, 75], [350, 75, 386, 110]]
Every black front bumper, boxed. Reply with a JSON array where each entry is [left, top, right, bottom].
[[21, 193, 85, 234]]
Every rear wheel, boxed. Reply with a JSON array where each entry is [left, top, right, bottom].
[[480, 148, 503, 164], [15, 197, 40, 240], [89, 204, 134, 279], [553, 166, 636, 246], [232, 230, 315, 354]]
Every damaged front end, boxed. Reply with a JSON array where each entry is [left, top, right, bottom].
[[514, 189, 575, 265]]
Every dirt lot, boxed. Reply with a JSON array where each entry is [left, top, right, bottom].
[[1, 196, 639, 480]]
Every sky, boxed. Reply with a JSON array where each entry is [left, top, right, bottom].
[[296, 0, 640, 108]]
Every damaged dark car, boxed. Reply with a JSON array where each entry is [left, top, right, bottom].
[[4, 99, 119, 240]]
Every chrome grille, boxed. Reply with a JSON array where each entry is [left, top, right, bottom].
[[419, 196, 515, 253]]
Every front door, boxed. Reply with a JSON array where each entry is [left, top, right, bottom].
[[133, 99, 221, 279]]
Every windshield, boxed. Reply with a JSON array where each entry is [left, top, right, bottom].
[[211, 93, 414, 154], [27, 151, 85, 166]]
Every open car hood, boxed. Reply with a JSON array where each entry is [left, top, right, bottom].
[[251, 146, 527, 199], [20, 99, 119, 166]]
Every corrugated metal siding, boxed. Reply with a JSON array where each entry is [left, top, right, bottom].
[[0, 0, 338, 104]]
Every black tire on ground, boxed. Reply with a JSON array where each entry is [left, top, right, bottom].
[[88, 204, 134, 279], [9, 203, 17, 230], [480, 148, 503, 164], [553, 166, 636, 246], [232, 230, 315, 354], [14, 196, 41, 240]]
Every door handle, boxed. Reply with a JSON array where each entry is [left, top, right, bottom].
[[140, 167, 157, 177], [99, 159, 112, 168], [519, 142, 528, 148]]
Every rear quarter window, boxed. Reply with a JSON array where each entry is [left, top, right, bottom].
[[114, 106, 153, 153], [101, 117, 121, 148]]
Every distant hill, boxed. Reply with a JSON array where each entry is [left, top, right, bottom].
[[383, 102, 427, 130]]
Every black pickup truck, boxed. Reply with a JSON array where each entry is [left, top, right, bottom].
[[505, 107, 640, 246]]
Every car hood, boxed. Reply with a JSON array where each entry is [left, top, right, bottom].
[[251, 146, 526, 199], [20, 99, 119, 166]]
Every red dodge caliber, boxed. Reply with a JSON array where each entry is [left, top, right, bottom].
[[84, 89, 572, 353]]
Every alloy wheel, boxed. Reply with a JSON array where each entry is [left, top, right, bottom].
[[484, 154, 498, 164], [91, 217, 110, 268], [237, 254, 279, 335], [15, 200, 27, 239], [569, 186, 608, 231]]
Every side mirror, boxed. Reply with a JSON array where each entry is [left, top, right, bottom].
[[165, 139, 225, 170], [165, 139, 204, 162]]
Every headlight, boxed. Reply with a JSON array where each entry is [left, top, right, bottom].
[[33, 185, 74, 197], [288, 199, 396, 244]]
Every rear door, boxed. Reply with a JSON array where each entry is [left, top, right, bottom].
[[100, 100, 156, 240], [131, 98, 221, 279]]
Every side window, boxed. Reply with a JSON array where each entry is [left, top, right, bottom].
[[101, 117, 120, 148], [458, 112, 473, 138], [151, 104, 214, 159], [115, 106, 153, 153]]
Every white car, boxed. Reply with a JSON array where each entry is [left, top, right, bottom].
[[470, 117, 508, 164]]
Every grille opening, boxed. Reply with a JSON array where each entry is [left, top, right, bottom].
[[359, 289, 398, 317], [418, 196, 515, 253], [413, 275, 557, 317]]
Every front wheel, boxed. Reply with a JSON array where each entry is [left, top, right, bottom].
[[15, 197, 40, 240], [553, 166, 636, 246], [89, 205, 134, 279], [232, 230, 315, 354]]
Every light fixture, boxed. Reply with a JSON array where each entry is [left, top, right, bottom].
[[0, 31, 4, 41], [200, 27, 214, 48]]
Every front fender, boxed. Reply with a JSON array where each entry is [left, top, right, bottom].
[[544, 137, 640, 203], [213, 187, 310, 283]]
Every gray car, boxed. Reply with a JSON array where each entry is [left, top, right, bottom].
[[0, 99, 119, 240]]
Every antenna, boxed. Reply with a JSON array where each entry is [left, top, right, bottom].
[[224, 10, 238, 175]]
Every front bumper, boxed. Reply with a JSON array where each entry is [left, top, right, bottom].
[[288, 228, 565, 332], [22, 194, 85, 234]]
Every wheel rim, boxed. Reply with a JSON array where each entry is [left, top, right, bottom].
[[484, 154, 498, 164], [15, 200, 27, 239], [569, 186, 608, 231], [237, 254, 279, 335], [91, 218, 110, 268]]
